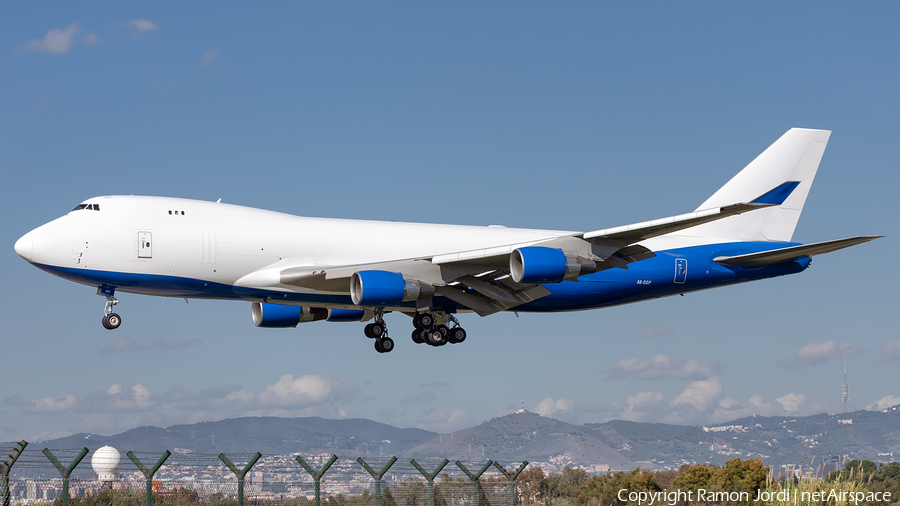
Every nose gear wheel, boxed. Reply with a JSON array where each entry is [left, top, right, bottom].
[[100, 289, 122, 330]]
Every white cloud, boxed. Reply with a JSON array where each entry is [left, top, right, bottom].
[[4, 373, 359, 435], [259, 374, 342, 407], [128, 19, 159, 33], [201, 48, 220, 66], [534, 397, 577, 417], [26, 394, 78, 414], [642, 325, 672, 338], [672, 377, 723, 411], [792, 340, 867, 367], [882, 340, 900, 362], [618, 391, 665, 422], [775, 393, 805, 414], [416, 409, 471, 433], [710, 392, 806, 422], [867, 395, 900, 411], [24, 23, 81, 54], [610, 354, 720, 380]]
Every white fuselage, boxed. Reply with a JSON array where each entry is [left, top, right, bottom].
[[16, 195, 577, 298]]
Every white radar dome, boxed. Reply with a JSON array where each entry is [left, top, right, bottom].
[[91, 445, 121, 482]]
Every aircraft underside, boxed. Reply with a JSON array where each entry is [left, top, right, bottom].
[[31, 242, 814, 353]]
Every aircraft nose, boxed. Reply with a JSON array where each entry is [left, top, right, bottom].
[[14, 232, 34, 262]]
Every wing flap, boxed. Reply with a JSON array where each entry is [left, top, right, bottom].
[[714, 236, 882, 267]]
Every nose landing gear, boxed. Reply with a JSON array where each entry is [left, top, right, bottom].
[[99, 286, 121, 330]]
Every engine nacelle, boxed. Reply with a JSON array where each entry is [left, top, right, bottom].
[[325, 308, 367, 322], [251, 302, 326, 328], [350, 270, 435, 306], [510, 246, 597, 284]]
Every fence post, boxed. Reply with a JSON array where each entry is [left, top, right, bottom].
[[127, 450, 171, 506], [219, 453, 261, 506], [456, 460, 492, 506], [357, 456, 397, 506], [1, 441, 27, 506], [411, 459, 449, 506], [295, 455, 338, 506], [492, 461, 528, 506], [43, 447, 89, 506]]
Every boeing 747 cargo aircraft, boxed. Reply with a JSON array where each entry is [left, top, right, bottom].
[[14, 128, 880, 353]]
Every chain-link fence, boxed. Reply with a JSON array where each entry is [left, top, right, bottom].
[[1, 445, 525, 506]]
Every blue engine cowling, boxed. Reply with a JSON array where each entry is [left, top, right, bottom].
[[350, 270, 434, 306], [251, 302, 326, 328], [510, 246, 595, 284], [326, 308, 366, 322]]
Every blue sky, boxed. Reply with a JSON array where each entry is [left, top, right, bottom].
[[2, 2, 898, 442]]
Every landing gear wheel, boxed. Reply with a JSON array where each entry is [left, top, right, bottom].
[[102, 313, 121, 330], [412, 329, 424, 344], [414, 313, 435, 329], [425, 329, 445, 346], [447, 327, 466, 343], [365, 322, 385, 339], [435, 325, 448, 338], [374, 339, 385, 353], [379, 337, 394, 353]]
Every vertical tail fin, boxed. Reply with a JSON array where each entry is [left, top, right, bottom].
[[689, 128, 831, 242]]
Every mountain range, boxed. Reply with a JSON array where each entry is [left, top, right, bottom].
[[7, 405, 899, 475]]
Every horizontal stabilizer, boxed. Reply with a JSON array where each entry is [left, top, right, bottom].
[[713, 236, 882, 267]]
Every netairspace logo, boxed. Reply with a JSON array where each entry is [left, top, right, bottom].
[[616, 488, 893, 505]]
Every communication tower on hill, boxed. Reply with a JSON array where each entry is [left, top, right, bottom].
[[517, 397, 526, 414], [843, 360, 849, 413]]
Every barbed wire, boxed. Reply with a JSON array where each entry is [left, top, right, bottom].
[[3, 448, 523, 483]]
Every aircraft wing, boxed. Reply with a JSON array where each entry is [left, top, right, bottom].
[[253, 186, 791, 315], [581, 201, 774, 243], [430, 199, 781, 270], [713, 236, 882, 267]]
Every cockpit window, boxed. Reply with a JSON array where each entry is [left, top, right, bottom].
[[70, 203, 101, 212]]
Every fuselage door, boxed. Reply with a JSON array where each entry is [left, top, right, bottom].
[[138, 232, 152, 258], [674, 258, 687, 284]]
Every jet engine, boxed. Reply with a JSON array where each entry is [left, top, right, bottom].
[[250, 302, 327, 328], [324, 308, 367, 322], [510, 246, 597, 284], [252, 302, 367, 326], [350, 270, 435, 306]]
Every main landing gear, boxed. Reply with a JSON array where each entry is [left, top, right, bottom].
[[362, 309, 467, 353], [411, 312, 466, 347], [99, 286, 121, 330], [365, 308, 394, 354]]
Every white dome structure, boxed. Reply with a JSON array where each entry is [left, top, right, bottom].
[[91, 445, 121, 482]]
